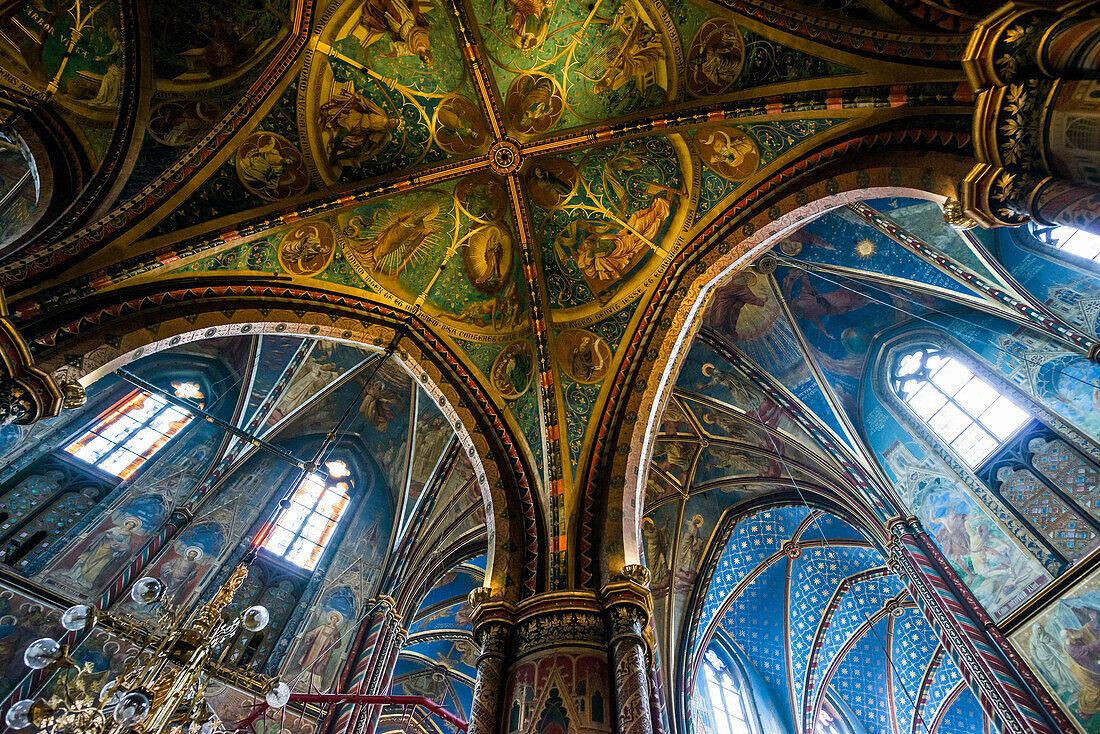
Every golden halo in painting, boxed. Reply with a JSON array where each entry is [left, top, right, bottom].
[[686, 19, 744, 97], [692, 126, 759, 181], [277, 222, 336, 276], [556, 329, 612, 384], [432, 95, 489, 155], [525, 157, 577, 209], [504, 72, 564, 136], [462, 223, 514, 295], [491, 340, 534, 399], [235, 132, 310, 201]]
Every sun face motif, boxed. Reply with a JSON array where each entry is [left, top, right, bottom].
[[855, 238, 876, 258]]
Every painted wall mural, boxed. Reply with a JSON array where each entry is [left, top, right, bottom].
[[1013, 564, 1100, 734]]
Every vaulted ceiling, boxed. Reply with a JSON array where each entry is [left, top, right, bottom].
[[0, 0, 978, 540]]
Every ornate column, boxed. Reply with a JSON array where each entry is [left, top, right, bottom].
[[961, 2, 1100, 234], [0, 299, 67, 425], [358, 606, 406, 734], [888, 519, 1071, 734], [467, 589, 513, 734], [321, 597, 400, 734], [603, 566, 654, 734]]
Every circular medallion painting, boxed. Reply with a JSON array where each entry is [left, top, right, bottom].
[[491, 340, 534, 398], [148, 100, 220, 146], [686, 19, 744, 97], [433, 95, 489, 155], [235, 132, 310, 201], [504, 73, 564, 136], [456, 172, 509, 222], [693, 126, 759, 181], [556, 329, 612, 384], [525, 157, 577, 209], [277, 222, 336, 276]]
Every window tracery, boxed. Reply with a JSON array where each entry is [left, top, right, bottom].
[[1031, 222, 1100, 263], [64, 382, 201, 479], [890, 340, 1100, 571], [892, 346, 1029, 467], [258, 460, 351, 572], [702, 648, 759, 734]]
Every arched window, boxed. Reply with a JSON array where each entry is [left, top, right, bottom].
[[63, 381, 202, 479], [816, 699, 856, 734], [258, 459, 351, 571], [892, 346, 1029, 467], [702, 649, 758, 734], [1030, 222, 1100, 263]]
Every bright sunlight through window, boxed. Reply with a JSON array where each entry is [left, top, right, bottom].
[[64, 382, 202, 479], [893, 347, 1029, 467], [259, 467, 351, 571], [704, 650, 754, 734]]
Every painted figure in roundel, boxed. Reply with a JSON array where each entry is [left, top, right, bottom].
[[278, 223, 336, 277], [358, 0, 434, 65], [344, 200, 440, 274], [433, 95, 488, 154], [462, 223, 514, 294], [491, 340, 533, 398], [686, 19, 744, 97], [504, 73, 564, 135], [318, 90, 404, 173], [456, 172, 508, 222], [556, 329, 612, 384], [693, 126, 759, 181], [525, 158, 577, 209], [234, 132, 310, 201], [148, 100, 219, 146]]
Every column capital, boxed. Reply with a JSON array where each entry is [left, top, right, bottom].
[[0, 296, 63, 425], [964, 2, 1059, 90]]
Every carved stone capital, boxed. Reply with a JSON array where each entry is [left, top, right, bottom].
[[0, 298, 62, 425], [942, 198, 980, 230]]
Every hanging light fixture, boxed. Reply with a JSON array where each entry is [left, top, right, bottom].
[[6, 562, 290, 734]]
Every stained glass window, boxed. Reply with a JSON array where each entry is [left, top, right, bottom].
[[259, 462, 351, 571], [1032, 223, 1100, 262], [893, 347, 1029, 467], [703, 649, 756, 734], [63, 382, 202, 479]]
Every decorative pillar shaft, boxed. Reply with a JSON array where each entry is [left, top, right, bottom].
[[607, 606, 654, 734], [359, 615, 405, 734], [467, 607, 512, 734], [604, 566, 656, 734], [889, 521, 1070, 734], [323, 598, 398, 734]]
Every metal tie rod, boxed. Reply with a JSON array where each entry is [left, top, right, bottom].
[[114, 368, 313, 471]]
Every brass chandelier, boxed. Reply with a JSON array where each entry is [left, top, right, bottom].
[[6, 561, 291, 734]]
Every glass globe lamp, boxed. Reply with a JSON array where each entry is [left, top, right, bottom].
[[241, 605, 270, 632], [131, 577, 165, 605], [112, 690, 151, 726], [23, 637, 61, 670], [265, 681, 291, 708], [61, 604, 95, 631], [5, 699, 35, 729]]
